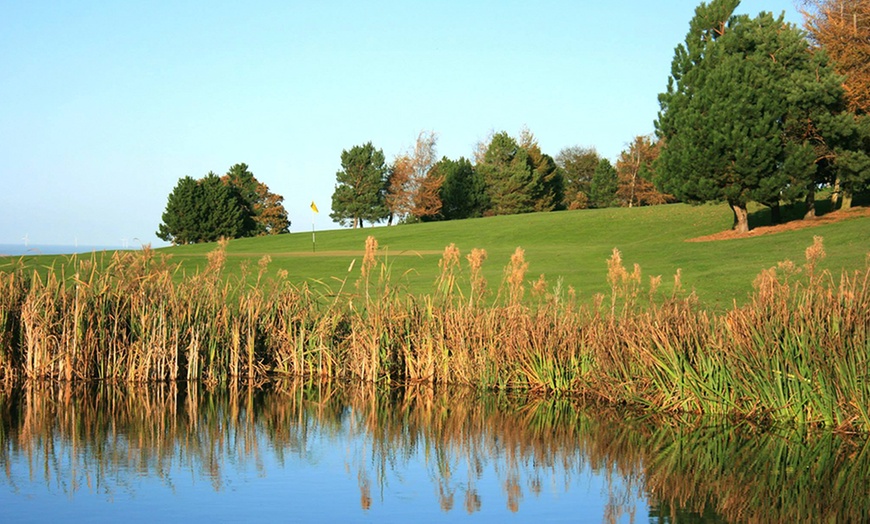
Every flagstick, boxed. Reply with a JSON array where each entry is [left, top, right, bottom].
[[312, 209, 316, 253]]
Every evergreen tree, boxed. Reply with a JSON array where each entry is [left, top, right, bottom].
[[331, 142, 390, 228], [655, 0, 862, 232], [519, 128, 564, 212], [156, 173, 246, 245], [156, 176, 200, 245], [476, 132, 538, 215], [222, 163, 290, 235], [198, 172, 247, 242], [432, 156, 486, 220], [589, 159, 619, 208]]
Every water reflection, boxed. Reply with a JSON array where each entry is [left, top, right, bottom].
[[0, 381, 868, 522]]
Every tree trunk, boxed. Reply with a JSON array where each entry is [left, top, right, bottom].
[[841, 191, 853, 210], [731, 202, 749, 233], [831, 177, 841, 208], [770, 202, 781, 224], [804, 188, 816, 220]]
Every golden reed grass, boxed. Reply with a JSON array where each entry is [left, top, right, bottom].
[[0, 235, 868, 431]]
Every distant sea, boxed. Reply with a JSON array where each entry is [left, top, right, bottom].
[[0, 245, 127, 256]]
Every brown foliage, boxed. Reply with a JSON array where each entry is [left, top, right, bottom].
[[801, 0, 870, 114], [386, 130, 442, 221], [616, 135, 673, 207]]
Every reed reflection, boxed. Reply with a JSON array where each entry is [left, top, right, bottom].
[[0, 380, 868, 522]]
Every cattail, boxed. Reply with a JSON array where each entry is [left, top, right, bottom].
[[466, 248, 488, 306], [505, 247, 528, 304], [361, 236, 378, 279], [531, 274, 548, 299], [436, 243, 461, 297]]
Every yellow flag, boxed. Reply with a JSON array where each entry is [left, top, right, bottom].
[[310, 201, 319, 213]]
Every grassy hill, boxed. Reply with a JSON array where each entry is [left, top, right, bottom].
[[5, 202, 869, 309]]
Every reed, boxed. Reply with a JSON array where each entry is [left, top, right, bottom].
[[0, 235, 868, 430]]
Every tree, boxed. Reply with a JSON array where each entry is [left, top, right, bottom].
[[589, 159, 619, 208], [616, 136, 673, 207], [800, 0, 870, 208], [386, 131, 442, 223], [432, 156, 486, 220], [655, 0, 858, 232], [156, 173, 246, 245], [556, 146, 600, 209], [331, 142, 390, 228], [519, 127, 564, 212], [476, 131, 539, 215], [157, 176, 200, 245], [801, 0, 870, 115], [221, 163, 290, 235], [198, 172, 248, 242]]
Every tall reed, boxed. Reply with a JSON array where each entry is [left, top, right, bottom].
[[0, 235, 868, 430]]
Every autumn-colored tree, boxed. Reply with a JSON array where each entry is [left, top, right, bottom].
[[386, 130, 442, 223], [157, 164, 289, 244], [801, 0, 870, 115], [800, 0, 870, 209], [616, 136, 673, 207]]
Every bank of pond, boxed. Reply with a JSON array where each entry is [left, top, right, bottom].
[[0, 380, 868, 522], [0, 236, 868, 432]]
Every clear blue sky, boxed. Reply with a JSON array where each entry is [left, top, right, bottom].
[[1, 0, 803, 247]]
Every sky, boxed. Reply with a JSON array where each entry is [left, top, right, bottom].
[[1, 0, 805, 248]]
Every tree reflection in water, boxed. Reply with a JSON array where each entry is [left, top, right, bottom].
[[0, 380, 868, 522]]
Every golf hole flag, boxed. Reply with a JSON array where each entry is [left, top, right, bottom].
[[310, 201, 319, 213]]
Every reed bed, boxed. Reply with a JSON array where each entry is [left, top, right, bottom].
[[0, 236, 868, 431]]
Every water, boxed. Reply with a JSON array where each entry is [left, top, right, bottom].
[[0, 382, 868, 523], [0, 244, 126, 256]]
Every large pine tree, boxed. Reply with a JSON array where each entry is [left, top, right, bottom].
[[655, 0, 861, 232], [330, 142, 390, 228]]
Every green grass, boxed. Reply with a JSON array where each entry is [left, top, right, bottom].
[[3, 201, 868, 308]]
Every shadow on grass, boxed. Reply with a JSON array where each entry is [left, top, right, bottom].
[[748, 192, 868, 230]]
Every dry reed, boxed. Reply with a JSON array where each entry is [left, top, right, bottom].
[[0, 235, 868, 431]]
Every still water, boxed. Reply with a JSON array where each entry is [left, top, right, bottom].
[[1, 381, 867, 523]]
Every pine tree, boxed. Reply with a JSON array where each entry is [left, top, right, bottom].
[[432, 157, 486, 220], [656, 0, 861, 231], [589, 159, 618, 208], [330, 142, 390, 228]]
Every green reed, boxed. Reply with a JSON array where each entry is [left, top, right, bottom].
[[0, 235, 868, 431]]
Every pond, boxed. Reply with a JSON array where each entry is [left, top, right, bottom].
[[1, 381, 868, 523]]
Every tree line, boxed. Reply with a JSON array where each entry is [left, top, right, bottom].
[[329, 129, 672, 228], [331, 0, 869, 231], [156, 0, 868, 240]]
